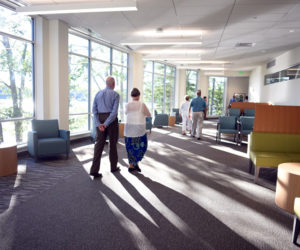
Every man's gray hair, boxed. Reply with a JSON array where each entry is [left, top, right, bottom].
[[106, 76, 115, 87]]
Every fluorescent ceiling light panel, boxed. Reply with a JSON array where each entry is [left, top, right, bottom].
[[16, 1, 137, 15], [141, 49, 203, 54], [121, 42, 202, 46], [173, 60, 228, 64], [136, 29, 203, 37]]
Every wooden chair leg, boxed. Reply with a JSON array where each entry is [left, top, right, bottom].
[[293, 215, 300, 244]]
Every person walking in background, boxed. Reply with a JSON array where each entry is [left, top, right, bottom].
[[125, 88, 151, 173], [229, 94, 236, 108], [203, 96, 208, 120], [180, 95, 191, 135], [189, 90, 206, 140], [90, 76, 120, 178]]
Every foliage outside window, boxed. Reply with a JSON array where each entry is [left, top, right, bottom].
[[143, 61, 176, 115], [0, 6, 34, 144], [68, 33, 128, 133], [208, 77, 226, 116], [186, 70, 197, 99]]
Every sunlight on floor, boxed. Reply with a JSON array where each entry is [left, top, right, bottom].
[[210, 145, 248, 159], [100, 192, 156, 250]]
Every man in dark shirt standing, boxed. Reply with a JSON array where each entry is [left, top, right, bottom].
[[189, 90, 206, 140], [90, 76, 120, 178]]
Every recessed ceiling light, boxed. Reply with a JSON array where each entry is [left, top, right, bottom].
[[289, 29, 295, 33], [16, 1, 137, 15], [121, 41, 202, 46]]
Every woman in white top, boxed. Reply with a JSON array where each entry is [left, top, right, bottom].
[[180, 95, 191, 135], [125, 88, 151, 172]]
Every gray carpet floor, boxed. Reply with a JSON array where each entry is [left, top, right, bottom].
[[0, 120, 298, 250]]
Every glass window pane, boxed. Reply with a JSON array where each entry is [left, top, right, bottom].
[[0, 36, 33, 120], [208, 77, 226, 116], [143, 72, 153, 114], [165, 76, 175, 114], [91, 60, 110, 103], [69, 34, 89, 56], [186, 70, 197, 98], [154, 62, 165, 75], [153, 74, 164, 114], [144, 61, 153, 72], [69, 55, 88, 115], [91, 42, 110, 62], [112, 49, 127, 66], [0, 6, 32, 40], [69, 114, 89, 133], [112, 65, 127, 121], [166, 65, 175, 76], [1, 120, 31, 144]]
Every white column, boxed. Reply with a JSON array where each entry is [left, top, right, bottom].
[[176, 69, 186, 107], [34, 16, 49, 120], [48, 20, 69, 130], [130, 52, 144, 100]]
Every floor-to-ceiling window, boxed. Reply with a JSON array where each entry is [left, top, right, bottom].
[[0, 6, 34, 144], [208, 76, 227, 116], [143, 61, 176, 115], [68, 32, 128, 134], [186, 70, 197, 98]]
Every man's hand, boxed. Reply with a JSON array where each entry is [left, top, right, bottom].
[[98, 124, 106, 132]]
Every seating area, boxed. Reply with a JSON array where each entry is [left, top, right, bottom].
[[216, 108, 255, 145], [27, 119, 70, 162]]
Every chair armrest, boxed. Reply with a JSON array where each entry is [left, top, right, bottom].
[[59, 130, 70, 153], [27, 131, 38, 156]]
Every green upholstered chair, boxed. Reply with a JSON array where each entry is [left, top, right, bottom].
[[293, 197, 300, 244], [28, 119, 70, 162]]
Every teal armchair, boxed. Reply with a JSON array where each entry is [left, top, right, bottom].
[[28, 119, 70, 161]]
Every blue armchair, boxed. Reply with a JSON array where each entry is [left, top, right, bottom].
[[172, 108, 182, 124], [28, 119, 70, 161], [228, 108, 241, 118], [216, 116, 238, 144], [153, 112, 169, 127], [238, 116, 254, 144], [146, 117, 152, 133], [244, 108, 255, 117]]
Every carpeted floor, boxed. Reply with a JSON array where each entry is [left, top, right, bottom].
[[0, 120, 297, 250]]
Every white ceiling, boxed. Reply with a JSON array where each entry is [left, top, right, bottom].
[[17, 0, 300, 71]]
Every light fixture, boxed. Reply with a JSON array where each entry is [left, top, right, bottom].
[[140, 49, 203, 55], [171, 60, 229, 64], [136, 29, 203, 37], [121, 41, 202, 46], [16, 0, 137, 15], [289, 29, 295, 33]]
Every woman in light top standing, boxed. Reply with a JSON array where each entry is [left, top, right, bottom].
[[125, 88, 151, 172], [180, 95, 191, 135]]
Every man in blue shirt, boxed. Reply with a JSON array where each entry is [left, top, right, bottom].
[[229, 94, 236, 108], [90, 76, 120, 178], [189, 90, 206, 140]]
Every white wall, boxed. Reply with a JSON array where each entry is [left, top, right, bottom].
[[226, 77, 249, 106], [249, 45, 300, 106]]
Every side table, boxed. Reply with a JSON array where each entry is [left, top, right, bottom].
[[0, 143, 18, 177], [275, 162, 300, 213]]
